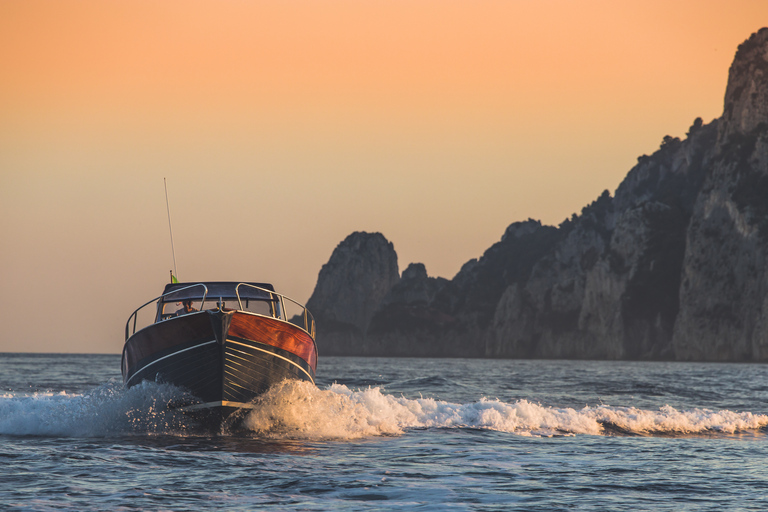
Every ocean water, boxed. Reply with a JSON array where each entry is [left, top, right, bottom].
[[1, 354, 767, 511]]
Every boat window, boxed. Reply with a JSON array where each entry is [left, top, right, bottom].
[[160, 299, 204, 320], [157, 297, 279, 320], [239, 299, 273, 316], [195, 298, 276, 316]]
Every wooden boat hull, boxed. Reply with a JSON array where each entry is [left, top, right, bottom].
[[122, 309, 317, 425]]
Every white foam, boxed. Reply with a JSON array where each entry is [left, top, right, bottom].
[[0, 382, 192, 437], [586, 404, 768, 435], [2, 380, 766, 439], [241, 381, 768, 440]]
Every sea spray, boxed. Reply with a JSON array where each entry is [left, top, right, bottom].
[[0, 381, 193, 437], [240, 380, 768, 440], [2, 379, 767, 439], [241, 381, 410, 438], [587, 404, 768, 435]]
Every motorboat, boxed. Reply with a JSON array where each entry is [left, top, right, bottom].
[[122, 281, 317, 426]]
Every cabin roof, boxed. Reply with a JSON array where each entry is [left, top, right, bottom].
[[161, 281, 276, 301]]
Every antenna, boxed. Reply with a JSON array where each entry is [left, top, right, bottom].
[[164, 178, 178, 281]]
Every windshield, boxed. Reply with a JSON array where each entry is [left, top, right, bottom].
[[159, 296, 279, 320]]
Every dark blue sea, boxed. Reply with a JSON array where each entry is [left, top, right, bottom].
[[1, 354, 767, 511]]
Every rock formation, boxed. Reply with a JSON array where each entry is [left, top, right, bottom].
[[306, 232, 399, 355], [673, 28, 768, 361], [489, 119, 718, 360], [307, 28, 768, 361]]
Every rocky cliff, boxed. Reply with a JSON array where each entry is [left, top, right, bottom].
[[306, 232, 400, 355], [673, 29, 768, 361], [308, 28, 768, 361]]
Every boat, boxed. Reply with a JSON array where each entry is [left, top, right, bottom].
[[122, 281, 317, 427]]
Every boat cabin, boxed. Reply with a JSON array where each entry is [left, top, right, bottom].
[[156, 281, 280, 322], [125, 280, 315, 342]]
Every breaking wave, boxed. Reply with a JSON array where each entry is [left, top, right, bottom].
[[1, 380, 766, 439]]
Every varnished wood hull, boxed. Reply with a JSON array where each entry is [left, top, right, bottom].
[[122, 310, 317, 426]]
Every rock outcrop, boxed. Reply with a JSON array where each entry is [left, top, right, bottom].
[[307, 28, 768, 361], [306, 232, 399, 355], [487, 119, 718, 360], [673, 28, 768, 361]]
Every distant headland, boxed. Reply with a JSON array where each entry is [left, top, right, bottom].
[[306, 28, 768, 362]]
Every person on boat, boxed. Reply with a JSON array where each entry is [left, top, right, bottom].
[[174, 300, 198, 316]]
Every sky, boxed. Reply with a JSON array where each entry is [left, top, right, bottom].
[[1, 1, 766, 354]]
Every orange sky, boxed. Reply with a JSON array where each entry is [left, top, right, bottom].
[[1, 1, 766, 353]]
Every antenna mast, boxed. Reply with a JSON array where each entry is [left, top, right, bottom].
[[164, 177, 178, 281]]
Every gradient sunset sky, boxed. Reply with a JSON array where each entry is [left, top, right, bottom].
[[1, 1, 766, 353]]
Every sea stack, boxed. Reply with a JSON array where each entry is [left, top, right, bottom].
[[306, 232, 400, 355]]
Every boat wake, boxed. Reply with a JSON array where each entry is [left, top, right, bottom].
[[1, 380, 766, 439], [0, 381, 197, 437], [241, 381, 768, 439]]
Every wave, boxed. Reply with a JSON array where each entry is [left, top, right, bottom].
[[242, 381, 768, 440], [1, 380, 766, 439], [0, 382, 195, 437]]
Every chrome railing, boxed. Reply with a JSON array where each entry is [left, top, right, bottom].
[[125, 282, 316, 342], [125, 283, 209, 341], [235, 283, 316, 339]]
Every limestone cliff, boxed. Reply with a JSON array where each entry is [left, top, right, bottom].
[[306, 232, 399, 355], [487, 119, 718, 360], [306, 28, 768, 361], [673, 28, 768, 361]]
